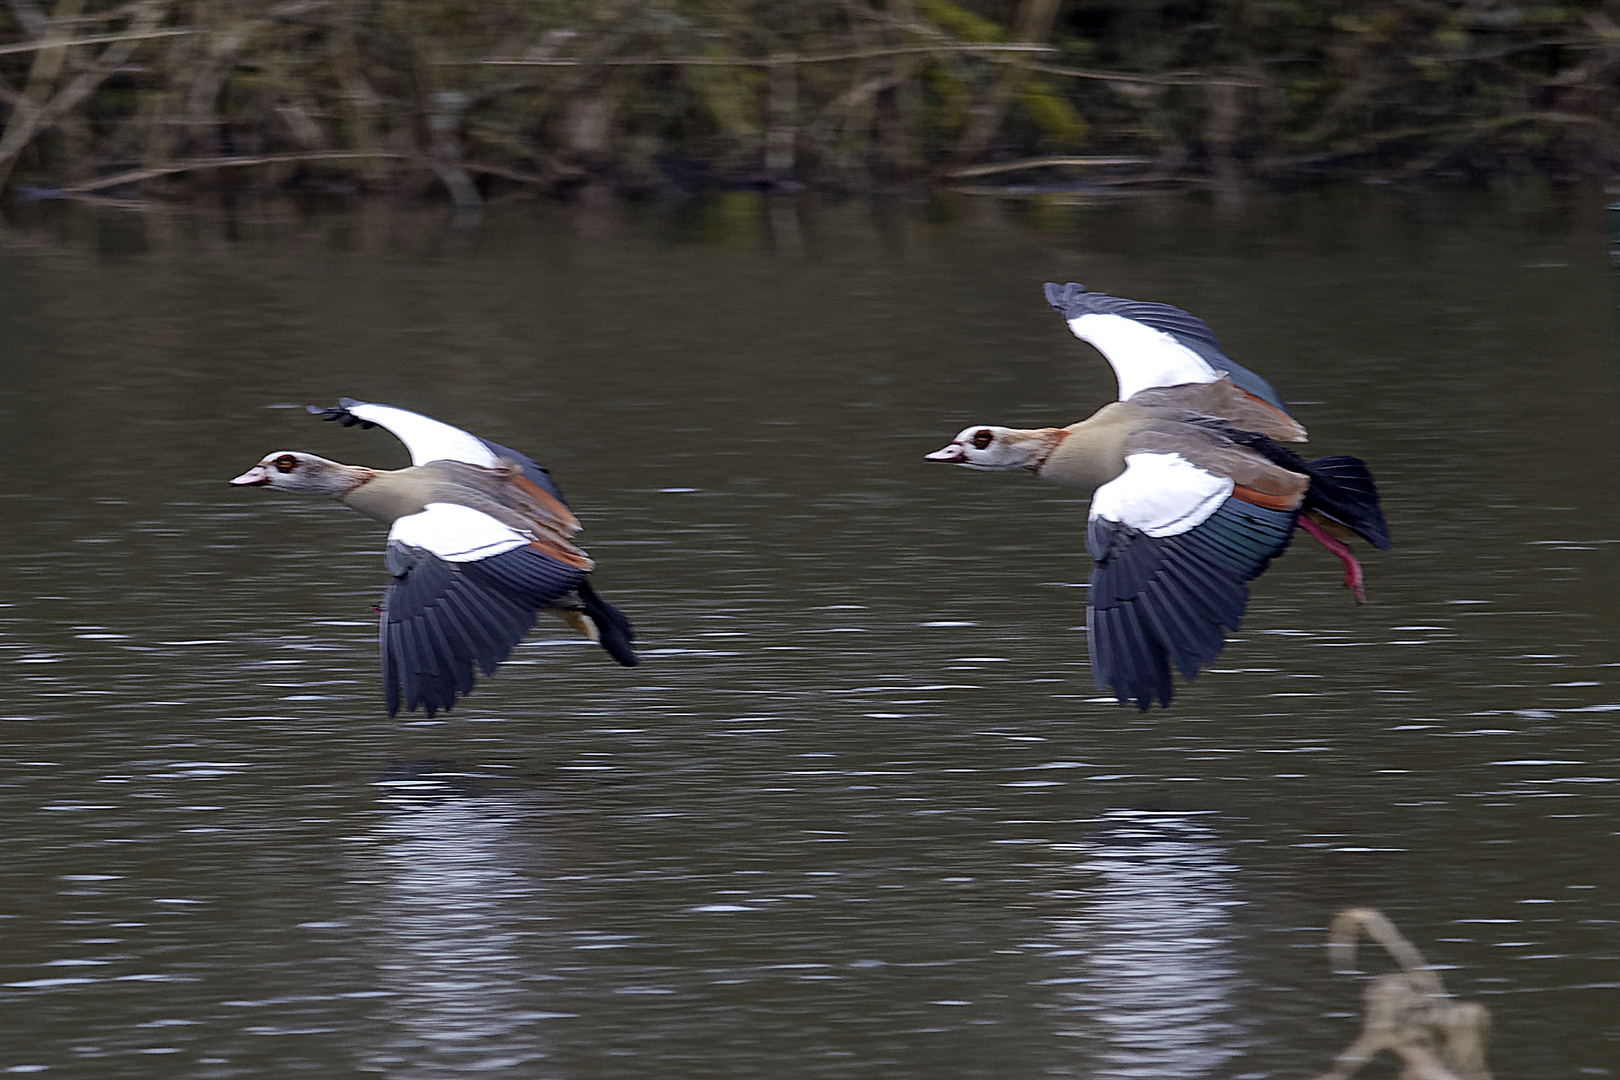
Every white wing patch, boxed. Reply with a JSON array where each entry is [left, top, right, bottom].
[[1089, 452, 1232, 538], [389, 503, 529, 562], [1068, 312, 1222, 402], [345, 401, 501, 467]]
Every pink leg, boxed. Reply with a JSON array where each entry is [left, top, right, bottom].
[[1297, 514, 1365, 604]]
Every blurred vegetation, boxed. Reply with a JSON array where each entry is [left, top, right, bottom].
[[0, 0, 1616, 206]]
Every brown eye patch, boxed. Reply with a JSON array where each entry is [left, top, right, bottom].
[[971, 429, 994, 450], [274, 455, 298, 472]]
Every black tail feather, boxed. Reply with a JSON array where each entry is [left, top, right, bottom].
[[579, 578, 638, 666], [1299, 454, 1391, 550], [1216, 429, 1390, 550]]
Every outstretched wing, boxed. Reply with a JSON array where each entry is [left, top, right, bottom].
[[310, 399, 570, 504], [1086, 452, 1297, 710], [382, 502, 587, 716], [1043, 282, 1290, 412]]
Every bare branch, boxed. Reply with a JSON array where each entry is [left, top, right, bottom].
[[56, 150, 406, 192], [0, 26, 192, 56], [475, 42, 1055, 68], [944, 154, 1154, 178]]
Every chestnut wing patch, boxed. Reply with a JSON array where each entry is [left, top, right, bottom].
[[476, 435, 569, 505], [1086, 495, 1298, 711]]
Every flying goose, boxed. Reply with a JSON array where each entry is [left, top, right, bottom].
[[926, 283, 1390, 711], [231, 399, 637, 717]]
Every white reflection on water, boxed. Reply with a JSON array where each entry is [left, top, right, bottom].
[[357, 765, 564, 1078], [1041, 809, 1249, 1078]]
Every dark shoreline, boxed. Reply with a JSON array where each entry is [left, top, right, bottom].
[[2, 1, 1616, 210]]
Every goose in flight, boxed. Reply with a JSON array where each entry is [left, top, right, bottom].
[[231, 399, 637, 716], [926, 283, 1389, 710]]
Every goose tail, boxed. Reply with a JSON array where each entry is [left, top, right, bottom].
[[1299, 454, 1391, 550], [579, 579, 639, 666]]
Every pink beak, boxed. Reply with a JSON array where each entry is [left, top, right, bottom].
[[230, 465, 270, 486], [925, 443, 967, 463]]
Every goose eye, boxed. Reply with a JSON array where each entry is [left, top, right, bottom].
[[971, 429, 994, 450], [274, 455, 298, 472]]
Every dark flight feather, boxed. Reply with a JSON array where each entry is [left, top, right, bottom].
[[1086, 497, 1297, 710], [381, 541, 586, 717]]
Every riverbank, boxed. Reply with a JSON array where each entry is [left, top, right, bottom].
[[2, 1, 1617, 209]]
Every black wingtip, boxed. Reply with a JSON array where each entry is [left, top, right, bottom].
[[1109, 683, 1168, 712], [308, 400, 375, 429], [1129, 677, 1174, 712], [1043, 281, 1089, 314]]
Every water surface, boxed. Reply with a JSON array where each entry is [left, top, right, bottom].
[[0, 189, 1616, 1078]]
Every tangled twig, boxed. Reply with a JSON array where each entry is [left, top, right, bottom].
[[1314, 908, 1492, 1080]]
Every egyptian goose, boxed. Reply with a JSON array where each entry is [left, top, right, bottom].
[[230, 399, 637, 717], [926, 283, 1390, 711]]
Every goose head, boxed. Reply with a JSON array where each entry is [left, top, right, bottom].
[[230, 452, 369, 496], [925, 425, 1064, 472]]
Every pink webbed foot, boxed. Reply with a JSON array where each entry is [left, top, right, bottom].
[[1297, 514, 1365, 604]]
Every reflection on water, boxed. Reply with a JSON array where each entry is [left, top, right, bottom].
[[360, 764, 563, 1077], [1040, 810, 1247, 1078]]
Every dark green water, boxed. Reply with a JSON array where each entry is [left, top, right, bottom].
[[0, 189, 1615, 1078]]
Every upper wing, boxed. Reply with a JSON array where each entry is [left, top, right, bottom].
[[309, 399, 570, 503], [1086, 452, 1297, 710], [381, 502, 587, 716], [1043, 282, 1290, 413]]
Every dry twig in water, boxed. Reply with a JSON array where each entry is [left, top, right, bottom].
[[1314, 907, 1492, 1080]]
